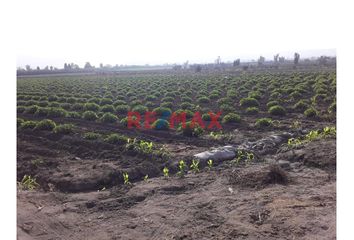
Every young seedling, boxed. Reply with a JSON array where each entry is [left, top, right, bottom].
[[18, 175, 39, 190], [143, 175, 149, 182], [190, 159, 200, 173], [123, 172, 130, 185], [207, 159, 213, 170], [177, 160, 187, 177], [305, 130, 319, 142], [163, 167, 169, 178], [236, 150, 244, 164], [246, 152, 254, 163]]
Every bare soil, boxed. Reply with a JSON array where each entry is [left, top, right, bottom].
[[17, 115, 336, 239]]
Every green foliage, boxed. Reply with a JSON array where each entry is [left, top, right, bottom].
[[18, 175, 39, 190], [190, 159, 200, 173], [104, 133, 127, 145], [178, 121, 204, 137], [328, 101, 336, 114], [255, 118, 273, 128], [83, 102, 100, 111], [202, 113, 211, 121], [245, 107, 259, 115], [100, 112, 118, 123], [34, 119, 56, 131], [222, 113, 241, 124], [17, 118, 25, 128], [197, 96, 210, 104], [240, 97, 259, 108], [152, 119, 170, 130], [47, 107, 67, 117], [100, 104, 115, 113], [25, 105, 39, 114], [132, 105, 148, 114], [268, 105, 286, 116], [53, 124, 74, 134], [123, 172, 130, 185], [83, 132, 102, 140], [293, 100, 309, 112], [115, 105, 130, 114], [20, 120, 37, 129], [163, 167, 169, 177], [304, 108, 318, 118], [207, 159, 213, 170], [82, 111, 98, 121], [153, 107, 172, 117], [177, 160, 187, 177]]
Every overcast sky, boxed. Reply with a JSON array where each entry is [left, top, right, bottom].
[[16, 0, 337, 68]]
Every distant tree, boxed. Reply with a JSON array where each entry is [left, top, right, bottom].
[[64, 63, 68, 70], [233, 59, 240, 67], [99, 63, 103, 68], [25, 65, 31, 71], [279, 57, 285, 63], [50, 66, 53, 71], [294, 52, 300, 64], [258, 56, 265, 66], [36, 66, 40, 71], [44, 66, 49, 70], [274, 54, 279, 62], [84, 62, 93, 69]]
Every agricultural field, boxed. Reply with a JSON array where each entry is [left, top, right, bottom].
[[17, 66, 336, 239]]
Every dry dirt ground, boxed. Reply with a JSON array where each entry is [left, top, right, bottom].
[[17, 117, 336, 240]]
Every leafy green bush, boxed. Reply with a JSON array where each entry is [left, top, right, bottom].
[[34, 119, 56, 131], [100, 112, 118, 123], [53, 124, 74, 134], [202, 113, 211, 121], [21, 120, 37, 129], [82, 111, 98, 121], [268, 105, 286, 116], [266, 100, 279, 109], [100, 98, 113, 105], [220, 104, 234, 113], [24, 105, 39, 114], [255, 118, 273, 128], [328, 101, 336, 114], [178, 121, 204, 137], [222, 113, 241, 124], [160, 102, 174, 108], [304, 108, 318, 118], [34, 107, 49, 117], [83, 103, 100, 111], [152, 119, 170, 130], [240, 97, 259, 108], [180, 102, 194, 110], [71, 103, 84, 111], [197, 96, 210, 104], [100, 104, 115, 113], [83, 132, 101, 140], [293, 100, 309, 112], [47, 107, 67, 118], [115, 105, 130, 114], [245, 107, 259, 115], [66, 111, 81, 118], [17, 118, 25, 128], [153, 107, 172, 117], [104, 133, 127, 145], [132, 105, 148, 114]]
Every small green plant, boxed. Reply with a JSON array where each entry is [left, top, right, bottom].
[[82, 111, 98, 121], [268, 105, 286, 116], [31, 158, 44, 167], [53, 124, 74, 134], [143, 175, 149, 181], [207, 159, 213, 170], [100, 112, 118, 123], [34, 119, 56, 131], [304, 108, 317, 118], [190, 159, 200, 173], [104, 133, 127, 145], [287, 138, 302, 148], [246, 152, 254, 163], [291, 120, 301, 129], [209, 131, 223, 140], [222, 113, 241, 124], [20, 120, 37, 129], [255, 118, 273, 128], [18, 175, 39, 190], [123, 172, 130, 185], [163, 167, 169, 177], [322, 126, 336, 137], [305, 130, 320, 141], [177, 160, 187, 177], [83, 132, 101, 140]]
